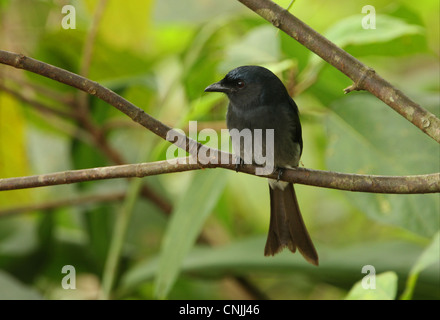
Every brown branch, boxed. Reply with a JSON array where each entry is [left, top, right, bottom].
[[236, 0, 440, 143], [0, 50, 438, 195], [0, 157, 438, 194]]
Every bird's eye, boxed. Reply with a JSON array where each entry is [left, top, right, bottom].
[[237, 80, 245, 89]]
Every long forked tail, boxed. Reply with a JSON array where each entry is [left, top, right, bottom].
[[265, 182, 319, 266]]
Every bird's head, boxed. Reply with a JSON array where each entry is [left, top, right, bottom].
[[204, 65, 288, 108]]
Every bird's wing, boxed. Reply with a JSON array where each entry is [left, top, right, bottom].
[[287, 96, 303, 156]]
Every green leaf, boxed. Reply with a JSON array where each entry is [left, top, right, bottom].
[[345, 271, 398, 300], [0, 270, 43, 300], [299, 13, 427, 96], [186, 93, 225, 122], [154, 169, 228, 299], [401, 232, 440, 300], [326, 94, 439, 237], [121, 239, 440, 298]]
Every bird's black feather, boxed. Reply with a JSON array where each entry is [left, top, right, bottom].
[[205, 65, 318, 265]]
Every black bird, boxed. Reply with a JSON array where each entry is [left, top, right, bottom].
[[205, 65, 318, 266]]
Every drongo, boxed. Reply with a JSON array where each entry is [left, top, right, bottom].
[[205, 66, 318, 266]]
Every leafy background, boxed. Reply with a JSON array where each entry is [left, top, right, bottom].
[[0, 0, 438, 300]]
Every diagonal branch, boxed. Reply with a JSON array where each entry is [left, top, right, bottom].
[[236, 0, 440, 143]]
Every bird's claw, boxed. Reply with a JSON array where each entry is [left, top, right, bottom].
[[276, 167, 284, 182]]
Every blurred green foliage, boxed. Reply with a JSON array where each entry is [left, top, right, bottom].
[[0, 0, 438, 300]]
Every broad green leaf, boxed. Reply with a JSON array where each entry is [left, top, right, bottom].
[[299, 13, 427, 94], [153, 0, 243, 24], [345, 271, 398, 300], [401, 232, 440, 300], [324, 14, 423, 47], [326, 94, 439, 237], [154, 169, 228, 299], [0, 270, 43, 300], [186, 94, 225, 123]]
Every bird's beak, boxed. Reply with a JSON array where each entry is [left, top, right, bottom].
[[204, 81, 229, 93]]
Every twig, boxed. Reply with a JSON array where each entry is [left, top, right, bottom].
[[79, 0, 108, 78], [0, 157, 438, 194], [0, 192, 126, 217], [236, 0, 440, 143], [7, 73, 75, 106], [0, 83, 94, 143]]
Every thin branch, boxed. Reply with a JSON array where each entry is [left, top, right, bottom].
[[0, 83, 77, 119], [7, 73, 75, 106], [0, 157, 438, 194], [236, 0, 440, 143], [0, 50, 174, 141], [0, 83, 94, 143]]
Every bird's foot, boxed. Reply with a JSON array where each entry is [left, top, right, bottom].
[[276, 167, 284, 182], [235, 156, 244, 172]]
